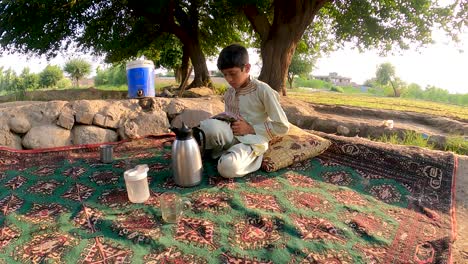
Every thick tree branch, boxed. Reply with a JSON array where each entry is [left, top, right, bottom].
[[273, 0, 330, 39], [242, 5, 270, 40]]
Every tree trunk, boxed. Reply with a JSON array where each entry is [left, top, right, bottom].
[[259, 35, 296, 94], [178, 45, 191, 90], [170, 34, 211, 89], [287, 74, 293, 89], [243, 0, 328, 95], [186, 39, 212, 88], [178, 66, 193, 97], [174, 67, 182, 83], [390, 80, 399, 97]]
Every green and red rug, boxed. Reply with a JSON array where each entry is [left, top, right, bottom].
[[0, 134, 457, 263]]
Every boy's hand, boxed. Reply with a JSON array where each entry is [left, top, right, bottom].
[[231, 117, 255, 136]]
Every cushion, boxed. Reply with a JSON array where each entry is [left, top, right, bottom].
[[261, 125, 332, 172]]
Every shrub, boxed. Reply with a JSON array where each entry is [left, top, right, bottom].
[[213, 83, 227, 95], [39, 65, 63, 88], [330, 86, 344, 93], [293, 77, 329, 89], [56, 78, 73, 89], [94, 64, 127, 86]]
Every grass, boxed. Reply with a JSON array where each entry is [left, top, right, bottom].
[[445, 135, 468, 155], [374, 131, 435, 149], [372, 131, 468, 155], [288, 91, 468, 121]]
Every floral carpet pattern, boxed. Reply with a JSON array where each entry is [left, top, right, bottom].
[[0, 134, 456, 263]]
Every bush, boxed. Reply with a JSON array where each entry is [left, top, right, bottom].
[[293, 77, 329, 89], [94, 64, 127, 86], [330, 86, 344, 93], [213, 83, 227, 95], [56, 78, 73, 89], [39, 65, 63, 88]]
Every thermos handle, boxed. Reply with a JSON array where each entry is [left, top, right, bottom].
[[192, 126, 206, 157]]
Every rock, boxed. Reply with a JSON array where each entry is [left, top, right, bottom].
[[166, 99, 187, 117], [171, 109, 213, 128], [93, 113, 106, 127], [428, 135, 447, 149], [182, 87, 214, 98], [8, 116, 31, 134], [22, 125, 72, 149], [75, 111, 94, 125], [57, 108, 75, 130], [118, 111, 170, 139], [104, 115, 120, 128], [337, 125, 350, 136], [165, 97, 223, 119], [0, 119, 22, 149], [93, 101, 130, 129], [35, 101, 69, 125], [3, 101, 68, 127], [94, 114, 120, 129], [161, 88, 175, 98], [72, 125, 118, 145], [71, 100, 104, 115]]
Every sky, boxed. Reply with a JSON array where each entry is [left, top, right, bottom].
[[1, 30, 467, 94], [311, 31, 468, 94]]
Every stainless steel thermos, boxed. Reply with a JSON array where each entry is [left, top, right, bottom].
[[170, 123, 205, 187]]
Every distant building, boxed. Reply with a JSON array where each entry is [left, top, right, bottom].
[[312, 72, 351, 86]]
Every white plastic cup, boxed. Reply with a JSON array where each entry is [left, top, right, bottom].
[[124, 164, 150, 203]]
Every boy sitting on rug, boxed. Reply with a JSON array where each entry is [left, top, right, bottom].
[[199, 44, 290, 178]]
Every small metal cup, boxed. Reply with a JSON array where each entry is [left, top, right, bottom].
[[100, 145, 113, 163]]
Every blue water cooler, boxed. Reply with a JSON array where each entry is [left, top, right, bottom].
[[126, 60, 155, 98]]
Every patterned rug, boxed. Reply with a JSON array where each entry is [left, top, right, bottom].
[[0, 134, 457, 263]]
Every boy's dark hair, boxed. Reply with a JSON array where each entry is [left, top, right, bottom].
[[217, 44, 249, 70]]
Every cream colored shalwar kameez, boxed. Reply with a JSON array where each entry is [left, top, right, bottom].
[[200, 77, 290, 178]]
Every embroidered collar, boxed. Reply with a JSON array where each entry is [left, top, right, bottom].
[[235, 76, 257, 95]]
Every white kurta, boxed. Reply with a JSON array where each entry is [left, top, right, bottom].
[[224, 77, 290, 155], [200, 77, 290, 178]]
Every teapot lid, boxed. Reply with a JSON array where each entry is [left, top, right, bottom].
[[172, 122, 193, 140]]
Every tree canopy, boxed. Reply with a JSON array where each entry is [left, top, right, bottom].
[[0, 0, 466, 94], [375, 63, 401, 97], [39, 65, 63, 88], [0, 0, 244, 88], [228, 0, 467, 94], [64, 58, 92, 87]]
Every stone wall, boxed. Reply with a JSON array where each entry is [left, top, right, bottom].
[[0, 97, 224, 150], [0, 95, 465, 151]]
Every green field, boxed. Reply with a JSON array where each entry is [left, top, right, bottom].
[[288, 90, 468, 122]]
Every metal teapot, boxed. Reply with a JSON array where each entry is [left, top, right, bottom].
[[170, 123, 206, 187]]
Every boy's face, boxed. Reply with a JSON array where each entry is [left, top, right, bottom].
[[221, 64, 251, 89]]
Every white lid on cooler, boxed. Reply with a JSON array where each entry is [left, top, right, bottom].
[[126, 60, 155, 70]]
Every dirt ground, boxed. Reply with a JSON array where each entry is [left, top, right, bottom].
[[0, 89, 466, 262]]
